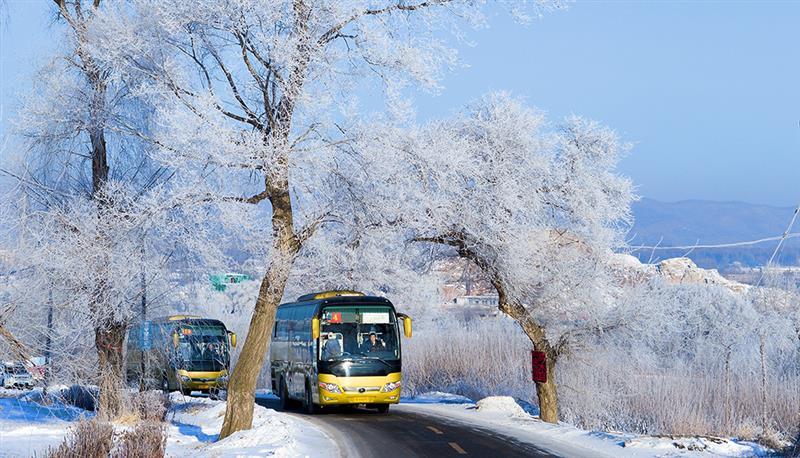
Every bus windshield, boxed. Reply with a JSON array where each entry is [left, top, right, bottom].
[[175, 325, 229, 371], [319, 306, 399, 362]]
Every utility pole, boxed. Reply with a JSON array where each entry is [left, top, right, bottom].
[[44, 285, 54, 397], [138, 232, 147, 391]]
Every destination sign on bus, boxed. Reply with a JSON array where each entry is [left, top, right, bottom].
[[322, 307, 393, 324]]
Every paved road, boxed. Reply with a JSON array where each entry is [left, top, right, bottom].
[[255, 397, 559, 457]]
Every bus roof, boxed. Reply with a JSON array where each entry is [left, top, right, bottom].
[[296, 290, 365, 302], [280, 294, 393, 309], [149, 316, 227, 328]]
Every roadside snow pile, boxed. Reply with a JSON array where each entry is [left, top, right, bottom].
[[475, 396, 528, 417], [623, 435, 772, 456], [166, 393, 335, 457], [0, 389, 91, 457], [403, 391, 473, 404]]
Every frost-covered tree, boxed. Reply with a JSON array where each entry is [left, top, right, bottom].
[[350, 93, 635, 422], [0, 0, 174, 418], [97, 0, 562, 437]]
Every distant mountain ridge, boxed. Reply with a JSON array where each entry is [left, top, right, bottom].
[[628, 198, 799, 269]]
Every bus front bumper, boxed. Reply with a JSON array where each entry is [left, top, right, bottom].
[[317, 373, 401, 405], [177, 370, 228, 391]]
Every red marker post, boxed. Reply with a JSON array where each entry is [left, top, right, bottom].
[[531, 350, 547, 383]]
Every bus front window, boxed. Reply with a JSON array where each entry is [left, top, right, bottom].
[[319, 306, 400, 362], [175, 326, 229, 371]]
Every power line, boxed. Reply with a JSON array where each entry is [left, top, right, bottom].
[[627, 232, 800, 251], [756, 203, 800, 287]]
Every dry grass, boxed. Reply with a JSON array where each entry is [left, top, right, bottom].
[[45, 420, 114, 458], [45, 391, 170, 458], [404, 316, 800, 445], [117, 422, 167, 458]]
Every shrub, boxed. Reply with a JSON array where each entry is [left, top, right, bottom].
[[46, 420, 113, 458], [117, 422, 167, 458], [128, 391, 170, 422]]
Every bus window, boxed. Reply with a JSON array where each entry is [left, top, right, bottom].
[[320, 332, 343, 360], [318, 306, 400, 362]]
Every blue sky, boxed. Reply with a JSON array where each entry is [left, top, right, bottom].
[[2, 1, 799, 206]]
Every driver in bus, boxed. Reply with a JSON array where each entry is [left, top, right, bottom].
[[322, 332, 342, 359], [360, 331, 385, 353]]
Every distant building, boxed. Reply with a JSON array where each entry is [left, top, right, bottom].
[[447, 295, 499, 319], [452, 295, 499, 307], [209, 272, 252, 292]]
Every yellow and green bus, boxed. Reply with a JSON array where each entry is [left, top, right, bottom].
[[270, 291, 412, 413], [127, 315, 237, 397]]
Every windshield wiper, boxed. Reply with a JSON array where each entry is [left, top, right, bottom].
[[363, 356, 393, 369]]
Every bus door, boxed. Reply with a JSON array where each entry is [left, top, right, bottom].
[[287, 307, 304, 398]]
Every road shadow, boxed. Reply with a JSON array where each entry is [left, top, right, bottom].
[[170, 419, 218, 443], [254, 395, 388, 416]]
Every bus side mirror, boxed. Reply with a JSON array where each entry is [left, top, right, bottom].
[[402, 316, 412, 338], [172, 332, 179, 348], [311, 318, 320, 340], [229, 332, 237, 348]]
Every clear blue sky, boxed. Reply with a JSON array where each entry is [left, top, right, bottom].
[[2, 1, 800, 206]]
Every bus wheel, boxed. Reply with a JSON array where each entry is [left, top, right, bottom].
[[303, 382, 318, 414], [278, 378, 289, 411], [161, 378, 170, 393], [375, 404, 389, 414]]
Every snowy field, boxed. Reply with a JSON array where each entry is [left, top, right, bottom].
[[0, 388, 90, 457]]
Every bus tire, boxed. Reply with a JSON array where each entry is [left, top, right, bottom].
[[375, 404, 389, 414], [161, 377, 170, 393], [278, 377, 289, 411], [303, 381, 318, 414]]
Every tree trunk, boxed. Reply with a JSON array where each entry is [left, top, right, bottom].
[[758, 333, 768, 434], [220, 179, 300, 439], [95, 322, 127, 419], [498, 296, 559, 423], [219, 239, 298, 439], [420, 237, 562, 424], [724, 347, 731, 432]]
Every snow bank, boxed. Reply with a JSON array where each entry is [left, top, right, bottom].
[[402, 391, 473, 404], [166, 393, 336, 457], [475, 396, 528, 417], [0, 390, 92, 457], [623, 436, 772, 457]]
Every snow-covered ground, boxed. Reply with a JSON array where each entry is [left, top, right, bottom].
[[166, 392, 336, 457], [0, 388, 335, 458], [401, 394, 773, 458], [0, 388, 91, 457], [0, 387, 778, 457]]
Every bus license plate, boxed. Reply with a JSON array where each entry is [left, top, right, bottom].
[[350, 397, 370, 403]]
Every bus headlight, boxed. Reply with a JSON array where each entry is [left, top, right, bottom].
[[179, 375, 191, 384], [381, 381, 401, 392], [217, 375, 228, 385], [318, 382, 341, 394]]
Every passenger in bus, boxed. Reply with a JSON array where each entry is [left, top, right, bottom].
[[322, 333, 342, 359], [360, 332, 385, 353]]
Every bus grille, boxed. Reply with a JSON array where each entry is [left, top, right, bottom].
[[342, 386, 380, 393]]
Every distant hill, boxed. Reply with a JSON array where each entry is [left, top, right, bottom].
[[627, 198, 800, 270]]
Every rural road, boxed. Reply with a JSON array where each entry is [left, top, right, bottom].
[[255, 397, 560, 457]]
